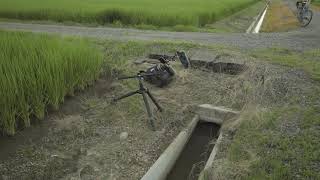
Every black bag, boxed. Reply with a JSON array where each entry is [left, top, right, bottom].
[[144, 64, 175, 87]]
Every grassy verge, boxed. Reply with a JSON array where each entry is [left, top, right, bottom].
[[245, 49, 320, 179], [313, 0, 320, 4], [312, 5, 320, 11], [261, 0, 299, 32], [0, 31, 103, 135], [311, 2, 320, 11], [201, 47, 320, 179], [0, 0, 260, 29], [206, 1, 265, 33], [225, 105, 320, 179], [251, 48, 320, 81]]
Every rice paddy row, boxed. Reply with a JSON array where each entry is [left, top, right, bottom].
[[0, 0, 260, 28], [0, 31, 103, 135]]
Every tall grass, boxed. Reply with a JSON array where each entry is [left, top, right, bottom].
[[0, 31, 103, 135], [0, 0, 260, 27]]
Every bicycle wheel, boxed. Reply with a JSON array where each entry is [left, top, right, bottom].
[[300, 10, 313, 27]]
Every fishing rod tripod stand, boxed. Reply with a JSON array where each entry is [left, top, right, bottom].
[[112, 72, 163, 130]]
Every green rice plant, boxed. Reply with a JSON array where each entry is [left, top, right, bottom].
[[0, 0, 260, 28], [0, 31, 103, 135]]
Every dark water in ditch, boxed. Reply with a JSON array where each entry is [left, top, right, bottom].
[[166, 122, 220, 180]]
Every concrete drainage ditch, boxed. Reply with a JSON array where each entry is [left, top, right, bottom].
[[141, 105, 239, 180], [135, 53, 248, 76], [167, 121, 220, 180]]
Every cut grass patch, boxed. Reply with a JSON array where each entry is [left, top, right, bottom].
[[201, 46, 320, 180], [261, 0, 299, 32], [227, 105, 320, 179], [251, 48, 320, 81], [0, 0, 260, 29], [0, 31, 103, 135]]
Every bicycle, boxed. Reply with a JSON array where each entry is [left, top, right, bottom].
[[296, 0, 313, 27]]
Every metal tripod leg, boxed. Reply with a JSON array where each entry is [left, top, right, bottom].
[[113, 90, 140, 102], [146, 90, 163, 112], [141, 91, 156, 131]]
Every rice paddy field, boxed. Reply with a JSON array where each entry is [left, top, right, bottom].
[[0, 31, 103, 135], [0, 0, 260, 27]]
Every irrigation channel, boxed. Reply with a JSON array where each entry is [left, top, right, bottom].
[[166, 122, 220, 180], [142, 105, 239, 180]]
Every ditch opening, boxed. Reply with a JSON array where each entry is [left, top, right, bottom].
[[191, 60, 247, 75], [144, 53, 247, 75], [166, 121, 220, 180]]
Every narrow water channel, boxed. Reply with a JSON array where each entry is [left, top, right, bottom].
[[166, 122, 220, 180]]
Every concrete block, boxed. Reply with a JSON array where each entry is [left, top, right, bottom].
[[196, 104, 239, 124]]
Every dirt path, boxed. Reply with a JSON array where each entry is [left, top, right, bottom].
[[0, 12, 319, 51]]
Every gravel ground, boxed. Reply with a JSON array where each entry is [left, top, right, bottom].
[[0, 3, 319, 51]]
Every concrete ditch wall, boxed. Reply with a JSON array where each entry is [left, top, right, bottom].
[[141, 105, 240, 180], [141, 115, 199, 180], [247, 2, 269, 33]]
